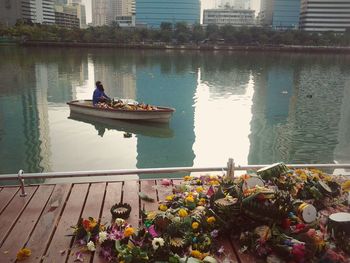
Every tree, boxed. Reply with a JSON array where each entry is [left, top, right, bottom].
[[192, 23, 205, 44], [174, 22, 190, 44]]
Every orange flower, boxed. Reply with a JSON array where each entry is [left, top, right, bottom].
[[83, 219, 91, 230], [192, 222, 199, 230], [207, 216, 216, 224], [16, 248, 31, 261], [178, 208, 188, 217], [124, 227, 134, 237], [191, 250, 203, 259]]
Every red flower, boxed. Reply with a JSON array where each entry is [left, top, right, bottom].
[[83, 219, 90, 231], [281, 218, 291, 229], [292, 244, 305, 262]]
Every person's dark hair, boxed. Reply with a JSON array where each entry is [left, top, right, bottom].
[[99, 84, 104, 92], [96, 81, 101, 87]]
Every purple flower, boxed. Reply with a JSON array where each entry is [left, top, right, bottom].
[[148, 225, 159, 238], [210, 229, 219, 238]]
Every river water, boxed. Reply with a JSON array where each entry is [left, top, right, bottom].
[[0, 47, 350, 179]]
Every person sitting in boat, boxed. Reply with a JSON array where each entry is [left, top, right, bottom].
[[93, 81, 111, 105]]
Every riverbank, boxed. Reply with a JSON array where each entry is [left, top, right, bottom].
[[21, 40, 350, 53]]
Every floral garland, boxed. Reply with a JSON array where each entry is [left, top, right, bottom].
[[70, 168, 350, 263]]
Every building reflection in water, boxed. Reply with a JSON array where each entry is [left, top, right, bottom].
[[248, 54, 350, 165], [1, 48, 350, 177], [135, 52, 196, 172]]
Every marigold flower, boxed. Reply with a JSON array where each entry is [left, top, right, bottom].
[[342, 180, 350, 192], [192, 222, 199, 230], [124, 227, 134, 237], [16, 248, 31, 261], [89, 218, 97, 229], [186, 195, 195, 203], [184, 175, 192, 181], [165, 195, 174, 201], [196, 186, 204, 193], [159, 204, 168, 211], [191, 250, 203, 259], [207, 216, 216, 224], [178, 208, 188, 217]]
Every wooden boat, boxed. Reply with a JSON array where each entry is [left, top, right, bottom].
[[69, 112, 174, 138], [67, 100, 175, 123]]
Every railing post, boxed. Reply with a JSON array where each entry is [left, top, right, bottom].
[[18, 170, 27, 197], [226, 158, 235, 179]]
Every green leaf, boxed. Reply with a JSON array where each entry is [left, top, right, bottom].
[[115, 240, 123, 252]]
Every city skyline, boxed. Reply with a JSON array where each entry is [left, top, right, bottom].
[[82, 0, 261, 24]]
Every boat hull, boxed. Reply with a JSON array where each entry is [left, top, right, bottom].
[[67, 100, 174, 123]]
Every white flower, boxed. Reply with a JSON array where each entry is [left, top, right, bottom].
[[99, 231, 107, 243], [87, 241, 96, 251], [115, 218, 125, 226], [152, 237, 165, 250]]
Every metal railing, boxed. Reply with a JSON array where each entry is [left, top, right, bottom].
[[1, 160, 350, 197]]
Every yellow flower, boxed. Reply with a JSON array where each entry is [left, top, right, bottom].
[[342, 180, 350, 192], [192, 222, 199, 230], [165, 195, 174, 201], [89, 218, 97, 229], [209, 180, 219, 186], [124, 227, 134, 237], [207, 216, 216, 224], [159, 204, 168, 211], [186, 195, 195, 203], [196, 186, 204, 193], [16, 248, 31, 261], [184, 176, 193, 181], [299, 173, 307, 181], [191, 250, 203, 259], [178, 208, 188, 217]]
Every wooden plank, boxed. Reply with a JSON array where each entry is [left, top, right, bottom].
[[140, 180, 158, 212], [42, 184, 89, 263], [24, 184, 72, 263], [216, 236, 240, 263], [122, 180, 140, 228], [0, 187, 19, 214], [0, 186, 37, 246], [156, 179, 174, 202], [230, 239, 257, 263], [99, 182, 122, 225], [66, 183, 106, 263], [93, 182, 122, 263], [0, 185, 54, 262]]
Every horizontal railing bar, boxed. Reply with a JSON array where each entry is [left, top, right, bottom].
[[0, 163, 349, 181]]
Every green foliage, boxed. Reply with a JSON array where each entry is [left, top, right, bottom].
[[1, 22, 349, 46]]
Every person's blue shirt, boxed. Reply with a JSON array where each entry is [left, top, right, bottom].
[[93, 88, 110, 105]]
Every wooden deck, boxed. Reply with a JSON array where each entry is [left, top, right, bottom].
[[0, 180, 246, 263]]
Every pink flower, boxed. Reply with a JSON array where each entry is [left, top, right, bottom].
[[148, 225, 158, 238], [292, 244, 305, 262], [161, 179, 171, 186]]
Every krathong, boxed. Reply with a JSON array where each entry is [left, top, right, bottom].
[[71, 165, 350, 262]]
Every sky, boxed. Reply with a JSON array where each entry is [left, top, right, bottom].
[[82, 0, 261, 24]]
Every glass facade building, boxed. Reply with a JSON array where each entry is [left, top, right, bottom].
[[136, 0, 200, 28], [272, 0, 301, 30]]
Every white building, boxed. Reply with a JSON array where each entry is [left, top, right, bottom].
[[219, 0, 250, 9], [203, 8, 255, 27], [92, 0, 109, 26], [259, 0, 274, 27], [0, 0, 55, 25], [300, 0, 350, 32]]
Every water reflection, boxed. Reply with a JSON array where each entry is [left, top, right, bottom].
[[0, 47, 350, 177], [69, 112, 174, 138]]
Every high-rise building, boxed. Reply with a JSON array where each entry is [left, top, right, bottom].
[[92, 0, 109, 26], [109, 0, 135, 26], [0, 0, 55, 25], [203, 8, 255, 27], [136, 0, 200, 28], [272, 0, 301, 30], [219, 0, 250, 9], [300, 0, 350, 32], [259, 0, 274, 26]]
